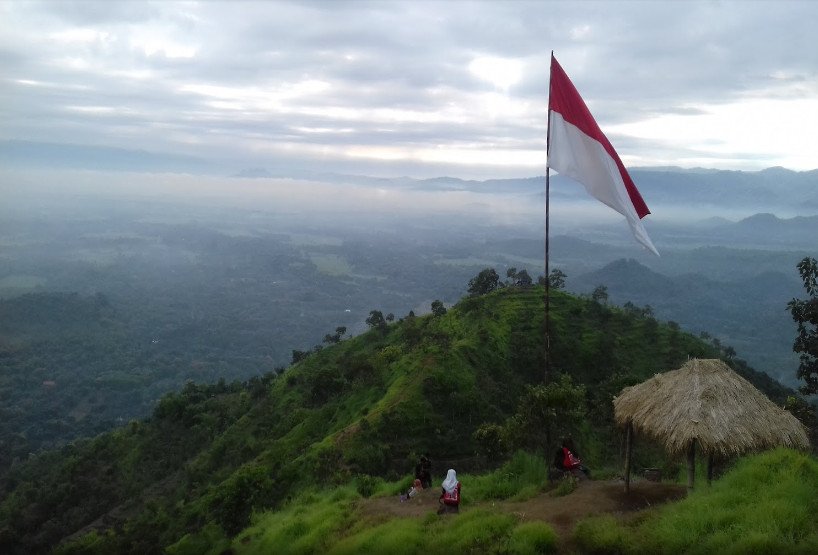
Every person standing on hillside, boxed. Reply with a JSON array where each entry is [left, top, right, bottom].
[[415, 454, 432, 488], [437, 468, 461, 514]]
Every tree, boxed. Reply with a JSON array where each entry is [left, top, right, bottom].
[[503, 374, 586, 453], [506, 267, 532, 287], [366, 310, 387, 332], [788, 257, 818, 394], [291, 349, 309, 364], [431, 300, 447, 317], [548, 269, 566, 289], [591, 285, 609, 304], [515, 269, 532, 287], [467, 268, 500, 297]]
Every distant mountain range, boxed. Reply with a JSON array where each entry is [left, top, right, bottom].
[[569, 258, 805, 387], [4, 139, 817, 219]]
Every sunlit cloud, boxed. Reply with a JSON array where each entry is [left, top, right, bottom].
[[468, 56, 524, 92], [607, 95, 818, 170]]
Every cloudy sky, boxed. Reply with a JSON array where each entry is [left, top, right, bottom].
[[2, 0, 818, 179]]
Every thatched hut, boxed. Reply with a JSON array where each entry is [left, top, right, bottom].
[[613, 358, 810, 491]]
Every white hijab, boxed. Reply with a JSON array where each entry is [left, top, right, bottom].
[[442, 468, 458, 493]]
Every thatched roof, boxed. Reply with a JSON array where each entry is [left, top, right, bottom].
[[613, 358, 810, 457]]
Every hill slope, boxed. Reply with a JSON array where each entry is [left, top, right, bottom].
[[0, 286, 797, 553]]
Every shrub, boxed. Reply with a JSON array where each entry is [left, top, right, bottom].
[[573, 515, 631, 555], [354, 475, 378, 498], [508, 521, 558, 554], [467, 451, 549, 501]]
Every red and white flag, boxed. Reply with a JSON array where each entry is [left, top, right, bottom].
[[548, 54, 659, 256]]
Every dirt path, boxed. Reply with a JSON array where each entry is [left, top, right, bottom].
[[362, 479, 685, 550]]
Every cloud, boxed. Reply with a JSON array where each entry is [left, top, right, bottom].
[[2, 0, 818, 178]]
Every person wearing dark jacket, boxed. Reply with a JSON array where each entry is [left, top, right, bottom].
[[415, 454, 432, 488]]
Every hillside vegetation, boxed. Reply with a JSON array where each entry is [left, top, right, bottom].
[[0, 284, 808, 554]]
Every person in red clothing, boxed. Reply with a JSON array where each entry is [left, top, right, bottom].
[[437, 468, 461, 514], [559, 438, 591, 479]]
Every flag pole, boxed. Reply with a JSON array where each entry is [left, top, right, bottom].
[[544, 51, 553, 385]]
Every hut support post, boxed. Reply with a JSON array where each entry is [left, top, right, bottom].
[[686, 440, 696, 491], [624, 421, 633, 493], [707, 453, 714, 485]]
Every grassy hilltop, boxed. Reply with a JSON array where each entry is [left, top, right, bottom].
[[0, 284, 813, 554]]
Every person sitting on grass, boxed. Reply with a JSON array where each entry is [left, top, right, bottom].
[[407, 478, 422, 498], [559, 437, 591, 479], [437, 468, 461, 514]]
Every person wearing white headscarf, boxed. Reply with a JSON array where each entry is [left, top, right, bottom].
[[438, 468, 461, 514]]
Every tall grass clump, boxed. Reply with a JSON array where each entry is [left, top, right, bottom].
[[507, 521, 559, 554], [467, 451, 549, 501], [427, 509, 518, 553], [233, 487, 359, 555], [574, 448, 818, 555], [327, 519, 425, 555], [573, 515, 631, 555]]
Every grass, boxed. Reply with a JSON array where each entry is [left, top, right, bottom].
[[465, 451, 551, 502], [233, 488, 359, 555], [227, 465, 562, 555], [573, 448, 818, 555]]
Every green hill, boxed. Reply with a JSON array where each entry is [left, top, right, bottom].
[[0, 285, 806, 554]]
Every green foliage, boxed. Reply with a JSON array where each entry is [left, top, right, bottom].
[[591, 284, 609, 304], [467, 267, 501, 296], [784, 395, 818, 447], [432, 509, 517, 552], [466, 451, 549, 501], [353, 474, 379, 498], [507, 521, 559, 554], [474, 423, 506, 460], [327, 519, 426, 555], [430, 299, 447, 317], [365, 310, 387, 332], [209, 464, 277, 536], [574, 449, 818, 555], [165, 524, 230, 555], [573, 515, 630, 555], [234, 490, 358, 555], [503, 375, 586, 453], [788, 256, 818, 394], [547, 268, 567, 289]]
